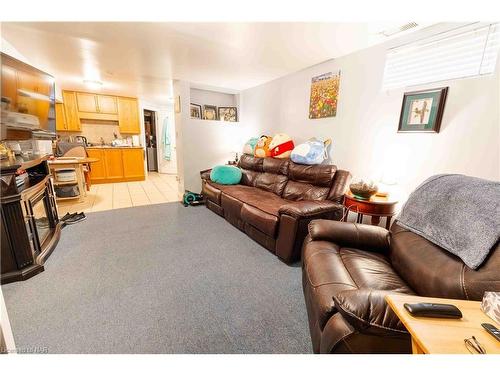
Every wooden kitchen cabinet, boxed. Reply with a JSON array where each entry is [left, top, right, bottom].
[[16, 69, 51, 95], [61, 91, 81, 132], [1, 64, 18, 109], [104, 149, 125, 180], [55, 103, 67, 131], [57, 91, 139, 133], [86, 149, 107, 182], [96, 95, 118, 114], [87, 148, 144, 183], [121, 148, 145, 179], [76, 92, 98, 113], [118, 97, 140, 134], [76, 92, 118, 115]]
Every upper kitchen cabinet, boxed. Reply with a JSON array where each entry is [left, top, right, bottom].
[[61, 91, 81, 132], [117, 97, 140, 134], [75, 92, 119, 121], [55, 103, 67, 131], [57, 90, 140, 134], [76, 92, 98, 113], [96, 95, 118, 114], [1, 64, 18, 109], [16, 69, 51, 95]]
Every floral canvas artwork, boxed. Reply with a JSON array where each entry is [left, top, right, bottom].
[[308, 71, 341, 119]]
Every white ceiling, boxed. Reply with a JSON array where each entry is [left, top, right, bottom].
[[1, 22, 428, 105]]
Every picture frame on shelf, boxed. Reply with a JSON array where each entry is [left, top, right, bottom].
[[203, 105, 218, 121], [218, 107, 238, 122], [398, 87, 448, 133], [190, 103, 202, 119]]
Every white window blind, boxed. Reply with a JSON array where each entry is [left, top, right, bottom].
[[382, 23, 500, 90]]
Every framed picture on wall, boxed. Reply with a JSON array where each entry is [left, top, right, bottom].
[[218, 107, 238, 122], [398, 87, 448, 133], [203, 105, 218, 120], [190, 103, 202, 119], [308, 70, 341, 119]]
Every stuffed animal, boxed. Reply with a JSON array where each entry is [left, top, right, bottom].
[[291, 138, 332, 165], [269, 133, 294, 159], [254, 135, 273, 158], [242, 137, 259, 155]]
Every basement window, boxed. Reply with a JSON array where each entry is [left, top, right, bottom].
[[382, 23, 500, 90]]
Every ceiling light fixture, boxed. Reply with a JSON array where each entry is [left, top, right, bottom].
[[83, 79, 103, 90]]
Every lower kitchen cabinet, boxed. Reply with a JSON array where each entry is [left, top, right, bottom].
[[86, 149, 106, 182], [121, 148, 145, 179], [87, 148, 145, 183], [104, 149, 125, 180]]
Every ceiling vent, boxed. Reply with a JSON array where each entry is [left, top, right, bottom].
[[379, 22, 419, 37]]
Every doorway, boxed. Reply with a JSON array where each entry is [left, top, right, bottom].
[[143, 109, 158, 172]]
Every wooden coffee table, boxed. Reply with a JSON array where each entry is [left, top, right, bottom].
[[386, 294, 500, 354], [343, 191, 398, 229]]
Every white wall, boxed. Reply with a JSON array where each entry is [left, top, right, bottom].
[[174, 81, 259, 193], [241, 42, 500, 197], [190, 88, 237, 108]]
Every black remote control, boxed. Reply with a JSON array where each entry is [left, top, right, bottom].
[[481, 323, 500, 342], [403, 302, 462, 318]]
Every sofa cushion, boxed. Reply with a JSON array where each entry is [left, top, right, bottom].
[[282, 162, 337, 201], [288, 162, 336, 187], [254, 173, 289, 196], [339, 248, 413, 293], [282, 181, 330, 201], [238, 154, 264, 172], [263, 157, 290, 175], [241, 204, 278, 237], [240, 169, 260, 187], [218, 184, 288, 217]]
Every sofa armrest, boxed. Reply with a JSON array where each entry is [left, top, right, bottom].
[[308, 220, 390, 253], [200, 169, 212, 181], [279, 200, 344, 219], [333, 289, 409, 336]]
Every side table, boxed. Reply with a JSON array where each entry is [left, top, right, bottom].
[[343, 191, 398, 229], [386, 294, 500, 354]]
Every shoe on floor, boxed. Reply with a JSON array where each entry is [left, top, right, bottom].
[[64, 212, 87, 225], [60, 212, 78, 221]]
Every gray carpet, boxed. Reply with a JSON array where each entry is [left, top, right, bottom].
[[2, 203, 312, 353]]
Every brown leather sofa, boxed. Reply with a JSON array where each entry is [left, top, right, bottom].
[[302, 220, 500, 353], [201, 154, 351, 263]]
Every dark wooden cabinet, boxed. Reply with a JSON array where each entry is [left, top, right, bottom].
[[1, 155, 61, 284]]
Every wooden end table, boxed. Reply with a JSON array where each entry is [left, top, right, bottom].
[[386, 294, 500, 354], [343, 191, 398, 229]]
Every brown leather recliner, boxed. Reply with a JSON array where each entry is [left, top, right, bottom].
[[302, 220, 500, 353], [201, 154, 351, 263]]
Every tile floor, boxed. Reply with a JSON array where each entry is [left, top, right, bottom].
[[56, 172, 180, 214]]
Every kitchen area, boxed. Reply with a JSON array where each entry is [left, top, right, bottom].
[[56, 90, 145, 182], [54, 89, 178, 213]]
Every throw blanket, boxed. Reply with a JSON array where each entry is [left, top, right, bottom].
[[396, 174, 500, 269]]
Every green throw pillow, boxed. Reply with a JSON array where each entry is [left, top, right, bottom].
[[210, 165, 242, 185]]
